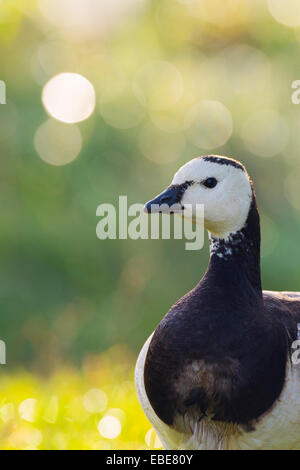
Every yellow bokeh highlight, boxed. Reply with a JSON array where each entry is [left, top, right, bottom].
[[98, 416, 122, 439], [267, 0, 300, 27], [0, 347, 161, 450], [34, 119, 82, 166]]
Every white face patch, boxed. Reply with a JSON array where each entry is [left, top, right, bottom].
[[171, 157, 253, 239]]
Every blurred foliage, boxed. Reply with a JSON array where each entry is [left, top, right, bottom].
[[1, 0, 300, 449], [0, 346, 161, 449]]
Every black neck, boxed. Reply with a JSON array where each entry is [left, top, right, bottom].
[[204, 194, 262, 297]]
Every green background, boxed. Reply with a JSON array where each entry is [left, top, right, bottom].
[[0, 0, 300, 449]]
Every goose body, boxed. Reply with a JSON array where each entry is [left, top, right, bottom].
[[135, 155, 300, 450]]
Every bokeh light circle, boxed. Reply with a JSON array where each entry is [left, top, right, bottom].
[[267, 0, 300, 27], [221, 45, 271, 96], [83, 389, 108, 413], [8, 427, 43, 449], [34, 119, 82, 166], [97, 416, 121, 439], [133, 61, 183, 110], [185, 100, 233, 149], [18, 399, 37, 423], [242, 109, 289, 158], [42, 73, 95, 123]]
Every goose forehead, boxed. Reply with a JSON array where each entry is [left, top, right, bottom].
[[171, 158, 246, 185]]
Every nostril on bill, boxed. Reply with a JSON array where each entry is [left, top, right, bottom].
[[160, 195, 171, 204]]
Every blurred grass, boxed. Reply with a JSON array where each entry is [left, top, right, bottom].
[[0, 346, 161, 450]]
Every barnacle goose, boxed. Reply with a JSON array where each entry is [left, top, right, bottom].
[[135, 155, 300, 450]]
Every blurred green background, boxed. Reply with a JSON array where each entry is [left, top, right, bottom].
[[1, 0, 300, 449]]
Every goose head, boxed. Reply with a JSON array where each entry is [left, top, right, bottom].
[[144, 155, 254, 239]]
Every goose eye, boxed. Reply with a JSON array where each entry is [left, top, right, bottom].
[[202, 177, 218, 188]]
